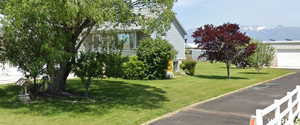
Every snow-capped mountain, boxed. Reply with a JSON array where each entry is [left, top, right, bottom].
[[241, 26, 272, 32], [186, 25, 300, 42], [240, 25, 300, 41]]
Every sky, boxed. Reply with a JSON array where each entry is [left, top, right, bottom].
[[173, 0, 300, 30]]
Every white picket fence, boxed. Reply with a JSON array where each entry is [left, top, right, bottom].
[[254, 86, 300, 125]]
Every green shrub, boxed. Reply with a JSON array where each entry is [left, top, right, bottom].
[[248, 41, 275, 71], [180, 60, 197, 75], [122, 56, 147, 80], [73, 52, 105, 95], [137, 38, 176, 79], [104, 54, 129, 78]]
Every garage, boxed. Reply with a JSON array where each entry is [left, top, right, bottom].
[[276, 49, 300, 69], [268, 41, 300, 69]]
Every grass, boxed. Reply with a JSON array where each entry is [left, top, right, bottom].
[[0, 62, 293, 125]]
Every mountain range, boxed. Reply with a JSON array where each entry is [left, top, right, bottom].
[[186, 25, 300, 42]]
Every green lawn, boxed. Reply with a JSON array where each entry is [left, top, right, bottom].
[[0, 63, 293, 125]]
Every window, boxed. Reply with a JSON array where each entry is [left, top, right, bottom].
[[118, 32, 137, 49], [118, 33, 130, 49], [84, 32, 138, 52]]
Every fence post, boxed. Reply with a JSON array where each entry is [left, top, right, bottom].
[[250, 115, 256, 125], [297, 86, 300, 118], [275, 100, 281, 125], [287, 92, 294, 125], [256, 109, 263, 125]]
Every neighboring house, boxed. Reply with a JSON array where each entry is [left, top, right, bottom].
[[264, 41, 300, 69], [81, 17, 187, 72], [185, 40, 300, 69], [185, 43, 206, 61]]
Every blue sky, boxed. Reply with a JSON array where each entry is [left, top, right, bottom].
[[173, 0, 300, 30]]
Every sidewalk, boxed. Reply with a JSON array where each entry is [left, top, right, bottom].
[[150, 71, 300, 125]]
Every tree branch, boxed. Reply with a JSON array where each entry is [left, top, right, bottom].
[[75, 25, 93, 51]]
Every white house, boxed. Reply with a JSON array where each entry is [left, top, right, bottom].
[[185, 40, 300, 69], [81, 17, 187, 71], [264, 41, 300, 69], [0, 17, 187, 84]]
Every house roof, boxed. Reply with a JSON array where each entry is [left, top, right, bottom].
[[263, 41, 300, 50], [94, 17, 187, 37], [263, 41, 300, 44], [173, 17, 187, 38]]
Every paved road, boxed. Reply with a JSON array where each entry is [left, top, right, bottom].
[[150, 70, 300, 125]]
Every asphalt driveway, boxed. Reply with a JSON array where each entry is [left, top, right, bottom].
[[149, 70, 300, 125]]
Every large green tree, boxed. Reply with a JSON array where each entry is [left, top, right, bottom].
[[0, 0, 175, 93]]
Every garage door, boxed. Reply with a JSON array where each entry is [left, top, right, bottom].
[[277, 49, 300, 69]]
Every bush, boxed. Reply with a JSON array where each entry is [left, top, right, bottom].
[[104, 54, 129, 78], [180, 60, 197, 75], [233, 43, 257, 68], [73, 52, 105, 95], [248, 41, 275, 71], [122, 56, 147, 80], [137, 38, 176, 79]]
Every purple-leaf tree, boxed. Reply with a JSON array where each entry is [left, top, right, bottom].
[[192, 23, 252, 79]]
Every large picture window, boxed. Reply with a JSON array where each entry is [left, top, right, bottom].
[[83, 32, 139, 52]]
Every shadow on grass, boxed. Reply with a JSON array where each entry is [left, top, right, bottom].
[[193, 75, 248, 80], [0, 80, 168, 116], [239, 72, 269, 75]]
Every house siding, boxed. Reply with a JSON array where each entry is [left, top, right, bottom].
[[165, 22, 186, 60]]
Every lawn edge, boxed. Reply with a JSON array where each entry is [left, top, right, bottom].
[[142, 71, 296, 125]]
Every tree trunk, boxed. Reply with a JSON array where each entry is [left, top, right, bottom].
[[33, 77, 37, 85], [48, 62, 72, 93], [46, 20, 94, 93], [226, 60, 231, 79]]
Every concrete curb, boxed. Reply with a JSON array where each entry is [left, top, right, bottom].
[[142, 72, 296, 125]]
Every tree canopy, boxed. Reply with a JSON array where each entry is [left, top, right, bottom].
[[193, 23, 253, 79], [248, 40, 275, 71], [1, 0, 176, 93]]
